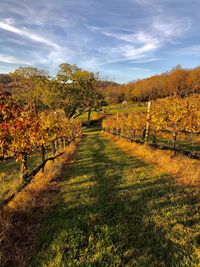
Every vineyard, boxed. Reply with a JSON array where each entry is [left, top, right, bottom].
[[102, 94, 200, 158], [0, 92, 82, 205], [0, 66, 200, 266], [1, 0, 200, 263]]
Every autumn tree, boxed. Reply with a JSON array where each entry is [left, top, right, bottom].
[[187, 66, 200, 95], [9, 67, 53, 111], [168, 66, 189, 97], [103, 65, 200, 103], [56, 63, 105, 121], [0, 93, 39, 182]]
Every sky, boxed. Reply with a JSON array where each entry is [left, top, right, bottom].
[[0, 0, 200, 83]]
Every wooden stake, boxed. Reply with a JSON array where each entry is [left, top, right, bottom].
[[145, 101, 151, 143]]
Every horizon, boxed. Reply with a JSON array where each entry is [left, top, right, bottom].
[[0, 0, 200, 83]]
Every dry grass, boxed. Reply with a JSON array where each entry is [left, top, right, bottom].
[[0, 142, 79, 267], [157, 131, 200, 143], [104, 132, 200, 186]]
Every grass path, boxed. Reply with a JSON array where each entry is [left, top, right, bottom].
[[32, 130, 199, 267]]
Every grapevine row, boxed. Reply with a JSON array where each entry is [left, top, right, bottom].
[[0, 92, 82, 183], [102, 95, 200, 156]]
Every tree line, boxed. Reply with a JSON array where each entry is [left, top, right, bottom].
[[102, 65, 200, 104]]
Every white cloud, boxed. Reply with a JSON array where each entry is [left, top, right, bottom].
[[131, 0, 158, 7], [85, 12, 190, 68], [81, 42, 163, 68], [152, 17, 191, 39], [0, 54, 30, 65], [88, 25, 159, 45], [123, 43, 158, 58], [84, 27, 162, 66], [0, 19, 69, 70], [130, 57, 165, 63], [0, 21, 60, 49]]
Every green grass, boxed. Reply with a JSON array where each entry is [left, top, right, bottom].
[[79, 111, 96, 122], [107, 102, 147, 114], [0, 149, 54, 202], [78, 103, 146, 123], [79, 111, 103, 122], [32, 130, 199, 266]]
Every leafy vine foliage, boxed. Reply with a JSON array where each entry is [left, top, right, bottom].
[[102, 95, 200, 155], [0, 92, 82, 182]]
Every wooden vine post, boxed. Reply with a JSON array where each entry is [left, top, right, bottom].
[[144, 100, 151, 143], [116, 113, 119, 137]]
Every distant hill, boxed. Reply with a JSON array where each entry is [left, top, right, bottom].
[[0, 74, 12, 85], [0, 74, 13, 93], [96, 80, 130, 104], [96, 80, 120, 89]]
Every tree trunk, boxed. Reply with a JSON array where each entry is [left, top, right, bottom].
[[153, 130, 157, 145], [87, 110, 91, 127], [53, 142, 56, 155], [52, 140, 57, 161], [142, 129, 146, 140], [41, 145, 45, 172], [19, 152, 28, 184]]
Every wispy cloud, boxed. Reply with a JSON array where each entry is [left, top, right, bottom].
[[87, 25, 159, 45], [131, 0, 160, 8], [0, 20, 60, 49], [0, 54, 30, 65], [85, 12, 189, 68], [130, 57, 165, 63], [0, 0, 198, 82], [152, 17, 191, 40]]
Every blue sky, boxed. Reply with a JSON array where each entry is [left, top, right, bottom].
[[0, 0, 200, 83]]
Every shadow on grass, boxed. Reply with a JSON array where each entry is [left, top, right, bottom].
[[0, 151, 44, 202], [32, 133, 200, 267]]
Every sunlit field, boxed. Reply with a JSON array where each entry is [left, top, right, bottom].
[[107, 102, 147, 114], [32, 130, 200, 267]]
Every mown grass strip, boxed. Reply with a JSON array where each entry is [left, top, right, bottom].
[[32, 130, 200, 267]]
